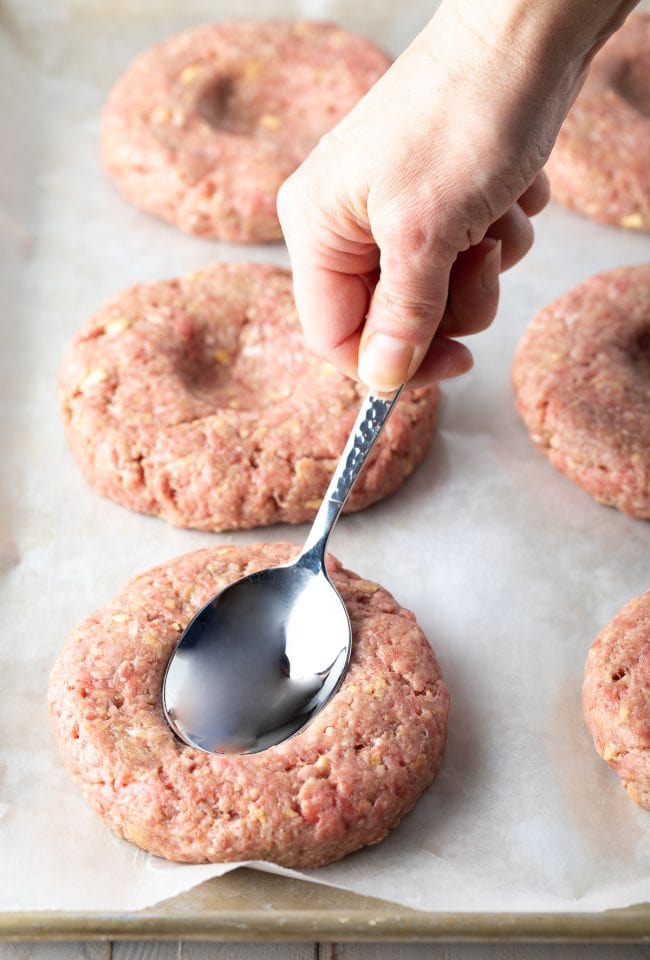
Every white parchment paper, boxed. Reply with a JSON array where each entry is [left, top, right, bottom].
[[1, 0, 650, 915]]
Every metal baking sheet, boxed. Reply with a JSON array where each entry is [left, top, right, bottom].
[[1, 872, 650, 942]]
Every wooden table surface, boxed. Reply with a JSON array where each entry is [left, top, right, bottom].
[[2, 943, 650, 958]]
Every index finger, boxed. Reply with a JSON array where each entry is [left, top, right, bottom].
[[290, 264, 371, 381]]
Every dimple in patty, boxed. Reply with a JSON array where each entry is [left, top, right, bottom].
[[59, 262, 439, 531], [512, 264, 650, 518], [48, 542, 450, 867], [545, 12, 650, 232], [100, 20, 392, 242], [613, 53, 650, 117]]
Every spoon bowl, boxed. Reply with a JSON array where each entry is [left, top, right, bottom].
[[163, 386, 402, 755], [163, 555, 350, 754]]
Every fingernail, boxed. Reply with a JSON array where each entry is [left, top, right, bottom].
[[481, 239, 501, 290], [358, 333, 415, 392]]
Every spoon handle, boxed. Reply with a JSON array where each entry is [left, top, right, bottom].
[[298, 386, 403, 564]]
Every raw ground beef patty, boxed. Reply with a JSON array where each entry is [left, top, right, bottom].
[[512, 264, 650, 518], [59, 263, 438, 531], [100, 20, 391, 242], [583, 590, 650, 809], [48, 542, 450, 866], [545, 12, 650, 232]]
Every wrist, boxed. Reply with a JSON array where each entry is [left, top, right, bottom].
[[408, 0, 638, 175], [435, 0, 637, 71]]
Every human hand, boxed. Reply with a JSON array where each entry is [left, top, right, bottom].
[[278, 0, 634, 392]]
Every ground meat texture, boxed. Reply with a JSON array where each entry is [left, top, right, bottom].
[[48, 543, 450, 867], [545, 12, 650, 232], [583, 590, 650, 809], [512, 264, 650, 518], [59, 263, 438, 531], [100, 20, 391, 243]]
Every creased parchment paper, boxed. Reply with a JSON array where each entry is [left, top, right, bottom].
[[1, 0, 650, 915]]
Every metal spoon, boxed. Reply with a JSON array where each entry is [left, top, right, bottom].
[[162, 385, 403, 755]]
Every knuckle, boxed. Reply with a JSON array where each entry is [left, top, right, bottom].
[[301, 326, 329, 359], [520, 224, 534, 257], [380, 212, 457, 264], [505, 219, 534, 269], [471, 301, 499, 333], [276, 186, 288, 221], [456, 190, 495, 248], [394, 222, 430, 257], [373, 285, 437, 339], [449, 304, 493, 336], [276, 175, 301, 223]]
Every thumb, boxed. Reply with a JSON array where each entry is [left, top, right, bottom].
[[357, 249, 452, 392]]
